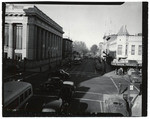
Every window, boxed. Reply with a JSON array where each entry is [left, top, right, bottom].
[[20, 94, 24, 103], [131, 45, 135, 55], [6, 98, 19, 109], [24, 91, 28, 99], [118, 45, 122, 55], [4, 24, 9, 46], [138, 45, 142, 55], [14, 24, 23, 49], [28, 89, 31, 95]]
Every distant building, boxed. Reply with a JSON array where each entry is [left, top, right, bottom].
[[4, 4, 64, 63], [103, 25, 142, 63], [62, 38, 73, 60]]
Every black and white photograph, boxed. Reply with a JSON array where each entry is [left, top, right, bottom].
[[2, 1, 148, 117]]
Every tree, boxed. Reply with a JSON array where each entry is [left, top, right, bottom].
[[90, 44, 99, 55], [73, 41, 89, 55]]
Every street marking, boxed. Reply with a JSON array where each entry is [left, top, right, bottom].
[[109, 77, 119, 92], [76, 91, 103, 95], [133, 85, 140, 92], [25, 73, 38, 79], [75, 97, 104, 103], [123, 77, 140, 92]]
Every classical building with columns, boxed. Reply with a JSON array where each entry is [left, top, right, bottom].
[[4, 4, 64, 64]]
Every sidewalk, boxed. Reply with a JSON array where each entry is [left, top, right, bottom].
[[102, 71, 142, 116], [131, 95, 142, 116]]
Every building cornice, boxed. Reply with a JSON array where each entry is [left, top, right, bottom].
[[63, 38, 73, 42], [5, 4, 64, 34], [24, 6, 64, 33]]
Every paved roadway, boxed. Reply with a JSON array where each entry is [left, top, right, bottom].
[[4, 58, 141, 116], [65, 58, 140, 115]]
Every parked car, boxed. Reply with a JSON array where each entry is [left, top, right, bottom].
[[42, 98, 71, 115], [40, 77, 63, 92], [59, 81, 76, 104], [130, 71, 142, 83], [8, 72, 24, 82], [73, 58, 82, 65], [50, 69, 70, 81], [62, 81, 76, 93], [42, 98, 63, 113]]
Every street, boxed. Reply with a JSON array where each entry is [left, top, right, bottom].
[[8, 58, 140, 116]]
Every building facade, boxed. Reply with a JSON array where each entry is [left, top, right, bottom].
[[4, 4, 64, 63], [62, 38, 73, 60], [103, 25, 142, 63]]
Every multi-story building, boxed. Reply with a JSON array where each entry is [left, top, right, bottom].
[[103, 25, 142, 64], [62, 38, 73, 60], [4, 4, 64, 64]]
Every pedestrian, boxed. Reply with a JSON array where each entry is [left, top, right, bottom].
[[118, 67, 123, 75], [128, 69, 132, 82]]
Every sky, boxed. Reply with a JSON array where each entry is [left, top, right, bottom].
[[36, 2, 142, 49]]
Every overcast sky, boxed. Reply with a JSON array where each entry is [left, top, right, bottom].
[[36, 2, 142, 49]]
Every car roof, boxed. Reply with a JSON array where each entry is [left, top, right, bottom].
[[63, 81, 74, 86], [4, 81, 32, 106], [43, 99, 62, 109]]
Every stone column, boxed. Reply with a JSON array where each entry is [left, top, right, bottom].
[[34, 25, 37, 60], [8, 23, 13, 59], [38, 27, 42, 60], [22, 23, 28, 59], [27, 24, 35, 60], [54, 35, 56, 58], [50, 33, 52, 58], [42, 30, 45, 59], [60, 37, 63, 59], [40, 29, 43, 60], [51, 34, 54, 58], [45, 31, 47, 59]]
